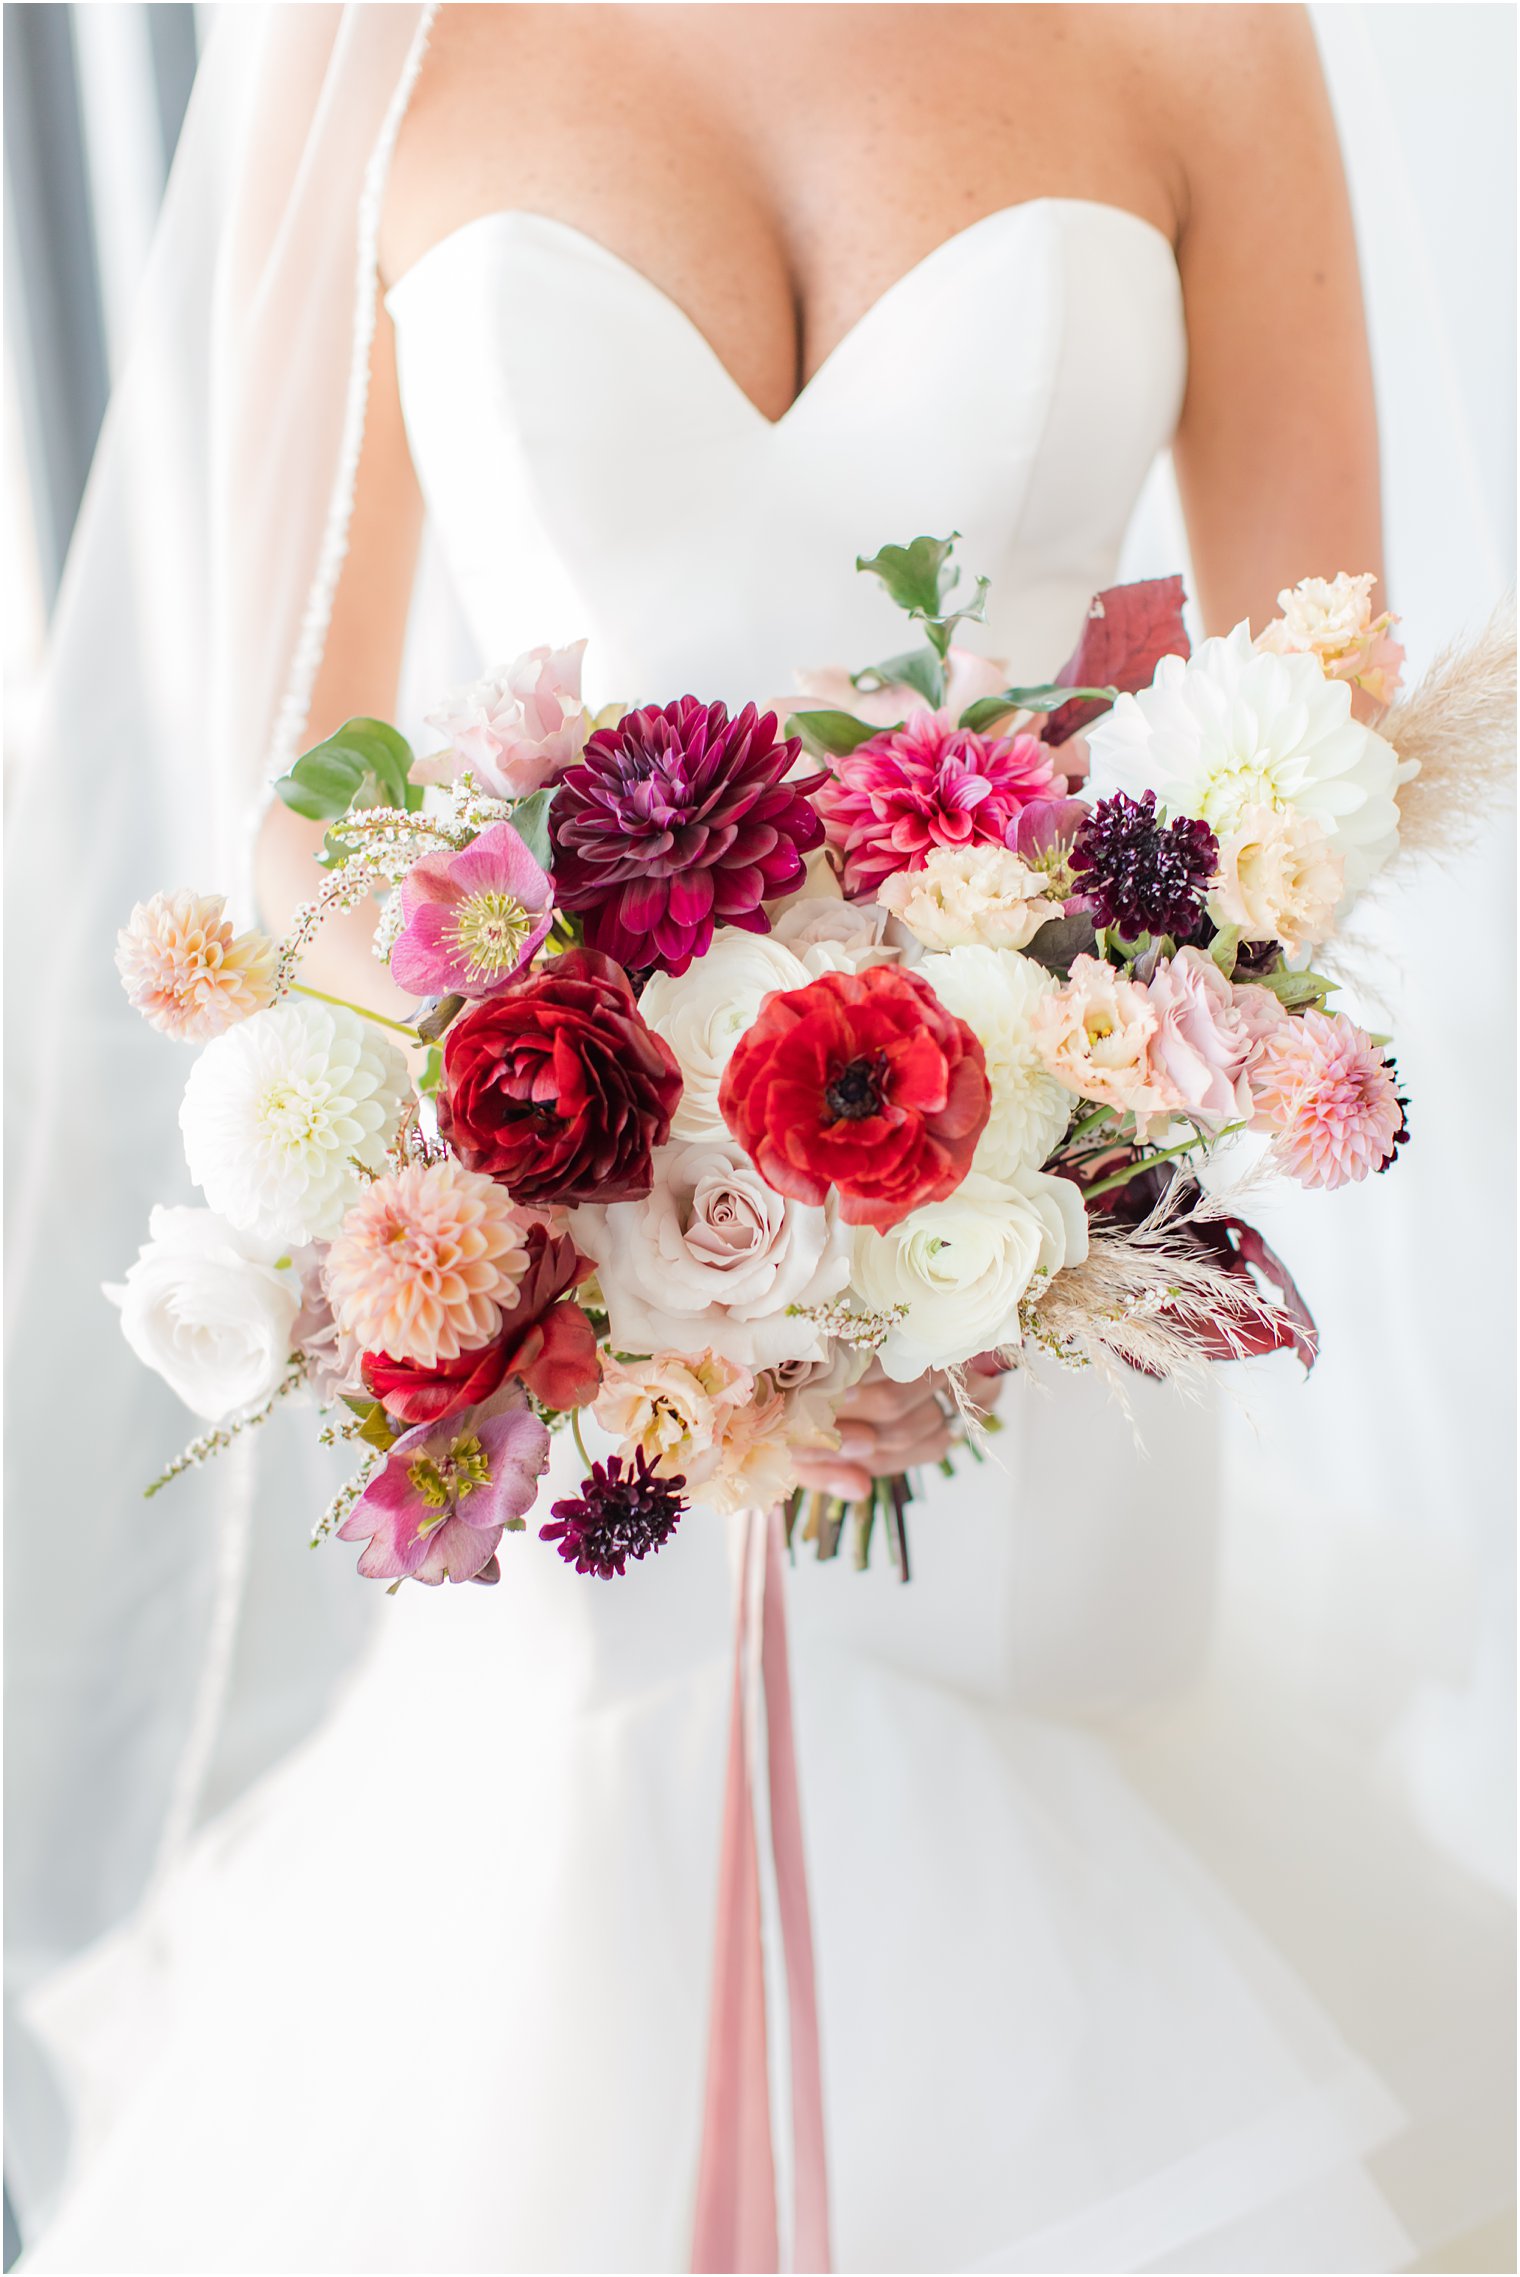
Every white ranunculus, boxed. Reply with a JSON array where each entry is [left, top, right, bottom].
[[639, 930, 811, 1141], [571, 1140, 850, 1369], [851, 1168, 1087, 1381], [917, 945, 1072, 1177], [1085, 623, 1410, 896], [179, 1000, 409, 1248], [105, 1206, 300, 1422]]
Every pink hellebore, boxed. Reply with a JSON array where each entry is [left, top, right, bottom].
[[338, 1382, 551, 1587], [1008, 798, 1091, 903], [414, 643, 590, 799], [388, 822, 554, 1000]]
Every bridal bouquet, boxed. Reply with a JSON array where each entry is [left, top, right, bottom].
[[111, 539, 1512, 1585]]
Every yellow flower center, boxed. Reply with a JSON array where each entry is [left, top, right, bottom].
[[451, 891, 535, 981], [409, 1434, 492, 1518]]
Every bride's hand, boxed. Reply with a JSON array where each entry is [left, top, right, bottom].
[[790, 1357, 1003, 1502]]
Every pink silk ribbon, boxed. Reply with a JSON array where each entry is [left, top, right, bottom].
[[691, 1507, 833, 2274]]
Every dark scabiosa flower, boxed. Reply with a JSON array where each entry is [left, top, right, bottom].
[[549, 698, 824, 976], [540, 1449, 687, 1578], [1069, 789, 1218, 941]]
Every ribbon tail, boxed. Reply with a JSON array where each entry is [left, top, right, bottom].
[[761, 1507, 834, 2273], [691, 1511, 780, 2274]]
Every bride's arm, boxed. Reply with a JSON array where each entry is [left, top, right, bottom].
[[253, 302, 424, 1017], [1167, 5, 1386, 633]]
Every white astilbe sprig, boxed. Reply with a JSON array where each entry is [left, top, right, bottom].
[[143, 1361, 307, 1498], [275, 775, 519, 991], [311, 1450, 383, 1547], [1376, 599, 1516, 877]]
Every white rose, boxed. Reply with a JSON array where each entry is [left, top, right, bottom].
[[917, 945, 1072, 1176], [770, 895, 896, 977], [105, 1206, 300, 1422], [640, 929, 811, 1141], [571, 1141, 850, 1370], [851, 1168, 1087, 1381]]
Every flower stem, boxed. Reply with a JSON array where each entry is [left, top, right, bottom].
[[1083, 1123, 1247, 1200], [570, 1408, 593, 1472], [288, 980, 422, 1042], [1067, 1104, 1118, 1146]]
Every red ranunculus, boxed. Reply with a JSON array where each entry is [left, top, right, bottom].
[[364, 1225, 601, 1425], [438, 948, 681, 1206], [717, 965, 989, 1231]]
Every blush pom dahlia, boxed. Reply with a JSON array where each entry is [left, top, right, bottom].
[[325, 1161, 529, 1371], [364, 1225, 600, 1426], [550, 698, 823, 974], [387, 821, 553, 1000], [117, 890, 277, 1042], [1248, 1009, 1407, 1189], [540, 1449, 686, 1579], [718, 964, 990, 1231], [818, 713, 1060, 898], [339, 1383, 550, 1587]]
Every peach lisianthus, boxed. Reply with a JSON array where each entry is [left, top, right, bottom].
[[1141, 947, 1254, 1132], [1208, 803, 1345, 958], [414, 642, 591, 798], [1255, 573, 1405, 709], [699, 1387, 799, 1516], [1030, 954, 1177, 1116], [116, 890, 277, 1043], [877, 844, 1064, 952], [326, 1161, 530, 1370], [594, 1350, 750, 1488]]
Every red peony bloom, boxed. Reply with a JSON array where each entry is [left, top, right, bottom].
[[549, 697, 824, 974], [817, 712, 1060, 898], [439, 949, 681, 1206], [718, 965, 989, 1231], [363, 1224, 601, 1425]]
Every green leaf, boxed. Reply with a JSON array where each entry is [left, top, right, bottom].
[[275, 716, 420, 823], [786, 709, 886, 759], [1256, 965, 1338, 1010], [1207, 924, 1242, 978], [856, 535, 959, 620], [1021, 912, 1098, 973], [511, 786, 555, 871], [855, 647, 944, 707], [417, 1045, 444, 1098], [415, 993, 465, 1044], [958, 683, 1119, 734]]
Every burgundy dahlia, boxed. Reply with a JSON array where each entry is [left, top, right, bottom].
[[549, 698, 824, 975], [540, 1449, 686, 1579], [1069, 789, 1217, 941]]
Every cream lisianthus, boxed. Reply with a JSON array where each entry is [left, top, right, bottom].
[[1255, 572, 1404, 707], [1085, 623, 1408, 895], [640, 928, 812, 1141], [1207, 803, 1345, 958], [179, 1000, 409, 1248], [850, 1168, 1087, 1381], [876, 844, 1063, 952], [917, 945, 1071, 1175]]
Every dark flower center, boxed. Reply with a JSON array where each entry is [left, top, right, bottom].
[[825, 1053, 888, 1121]]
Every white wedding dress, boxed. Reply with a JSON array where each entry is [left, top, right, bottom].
[[19, 201, 1452, 2275]]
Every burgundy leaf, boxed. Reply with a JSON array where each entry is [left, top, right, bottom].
[[1044, 576, 1191, 747], [1186, 1214, 1320, 1372]]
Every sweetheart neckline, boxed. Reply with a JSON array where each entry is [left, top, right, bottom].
[[385, 197, 1181, 433]]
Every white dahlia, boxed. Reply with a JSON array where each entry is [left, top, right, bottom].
[[180, 1001, 410, 1248], [917, 945, 1071, 1177], [1085, 623, 1409, 895]]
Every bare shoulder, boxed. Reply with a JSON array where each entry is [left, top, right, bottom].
[[1126, 6, 1336, 223]]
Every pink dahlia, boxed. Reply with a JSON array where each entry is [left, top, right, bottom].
[[388, 821, 553, 1000], [1249, 1010, 1407, 1190], [116, 890, 276, 1042], [817, 713, 1061, 898], [326, 1160, 530, 1369], [549, 698, 824, 975], [339, 1382, 550, 1587]]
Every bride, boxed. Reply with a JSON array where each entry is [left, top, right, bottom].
[[8, 6, 1511, 2272]]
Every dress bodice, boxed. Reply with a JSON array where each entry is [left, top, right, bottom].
[[385, 199, 1186, 703]]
